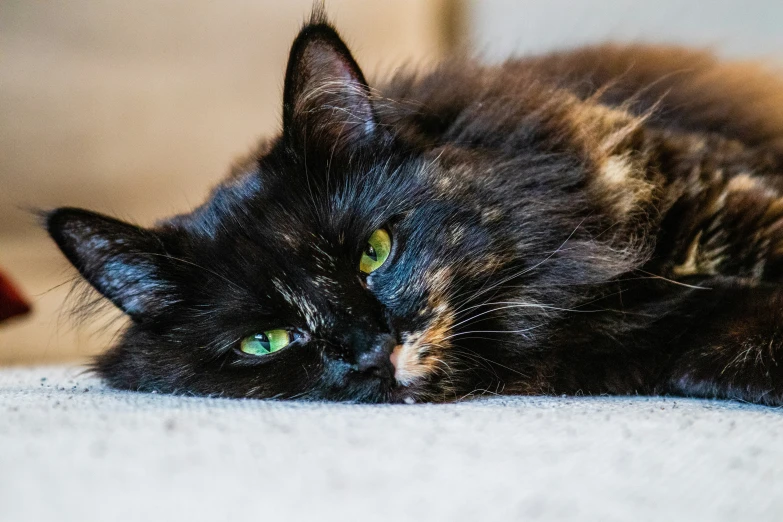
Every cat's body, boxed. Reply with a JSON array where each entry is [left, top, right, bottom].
[[47, 13, 783, 404]]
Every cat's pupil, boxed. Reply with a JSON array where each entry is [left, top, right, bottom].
[[255, 333, 270, 350], [365, 243, 378, 261]]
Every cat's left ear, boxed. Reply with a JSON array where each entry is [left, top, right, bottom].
[[282, 19, 376, 145]]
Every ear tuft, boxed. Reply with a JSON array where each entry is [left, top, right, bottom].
[[283, 17, 376, 145], [46, 208, 175, 321], [308, 1, 328, 26]]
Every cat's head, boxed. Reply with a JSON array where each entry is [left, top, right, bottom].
[[46, 18, 497, 402], [47, 15, 650, 402]]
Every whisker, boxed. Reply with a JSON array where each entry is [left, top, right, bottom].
[[443, 323, 546, 342], [448, 345, 531, 377], [145, 253, 245, 294], [633, 269, 712, 290], [450, 301, 605, 332], [460, 217, 588, 307]]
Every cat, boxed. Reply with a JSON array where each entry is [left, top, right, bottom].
[[46, 10, 783, 404]]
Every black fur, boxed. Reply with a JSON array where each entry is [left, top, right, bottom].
[[47, 13, 783, 404]]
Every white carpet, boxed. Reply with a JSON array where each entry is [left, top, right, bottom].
[[1, 366, 782, 522]]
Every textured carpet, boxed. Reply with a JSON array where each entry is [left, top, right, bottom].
[[1, 366, 782, 521]]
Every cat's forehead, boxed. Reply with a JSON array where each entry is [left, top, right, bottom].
[[202, 149, 427, 234], [168, 168, 360, 260]]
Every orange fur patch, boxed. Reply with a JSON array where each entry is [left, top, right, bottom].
[[392, 308, 454, 387]]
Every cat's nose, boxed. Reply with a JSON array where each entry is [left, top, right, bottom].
[[355, 333, 396, 379]]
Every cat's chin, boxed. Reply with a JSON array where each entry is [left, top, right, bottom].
[[388, 379, 441, 404], [388, 387, 418, 404]]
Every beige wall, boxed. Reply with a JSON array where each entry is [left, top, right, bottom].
[[468, 0, 783, 61], [0, 1, 450, 365]]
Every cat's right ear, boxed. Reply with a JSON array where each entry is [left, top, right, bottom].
[[282, 16, 377, 147], [46, 208, 176, 322]]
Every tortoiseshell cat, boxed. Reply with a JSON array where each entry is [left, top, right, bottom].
[[47, 12, 783, 404]]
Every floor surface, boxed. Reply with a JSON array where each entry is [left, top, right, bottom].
[[2, 366, 782, 521]]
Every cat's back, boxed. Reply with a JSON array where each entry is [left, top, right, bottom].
[[381, 44, 783, 161]]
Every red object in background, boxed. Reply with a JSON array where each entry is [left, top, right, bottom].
[[0, 269, 31, 323]]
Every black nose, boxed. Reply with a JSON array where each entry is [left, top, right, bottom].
[[355, 334, 396, 379]]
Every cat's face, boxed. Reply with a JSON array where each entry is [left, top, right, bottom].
[[47, 21, 514, 402]]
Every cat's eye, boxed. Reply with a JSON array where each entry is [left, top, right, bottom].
[[359, 228, 392, 274], [240, 329, 294, 356]]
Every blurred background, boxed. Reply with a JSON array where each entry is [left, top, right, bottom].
[[1, 0, 781, 366]]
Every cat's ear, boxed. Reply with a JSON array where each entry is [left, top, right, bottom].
[[46, 208, 175, 322], [282, 17, 376, 145]]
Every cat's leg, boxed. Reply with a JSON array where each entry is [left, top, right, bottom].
[[658, 282, 783, 405]]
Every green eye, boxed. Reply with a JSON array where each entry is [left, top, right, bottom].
[[360, 228, 392, 274], [240, 329, 292, 356]]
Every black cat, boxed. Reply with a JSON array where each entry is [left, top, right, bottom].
[[47, 11, 783, 404]]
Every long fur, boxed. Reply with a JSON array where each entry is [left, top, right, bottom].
[[46, 14, 783, 404]]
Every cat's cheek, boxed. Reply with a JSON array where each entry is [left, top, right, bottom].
[[391, 309, 455, 388]]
